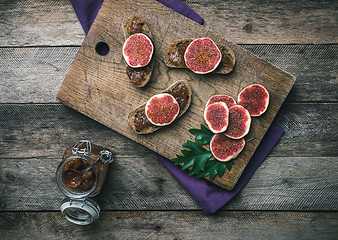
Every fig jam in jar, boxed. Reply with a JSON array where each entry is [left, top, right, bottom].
[[56, 140, 113, 225]]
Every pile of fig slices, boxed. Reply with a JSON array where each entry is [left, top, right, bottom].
[[204, 84, 270, 162]]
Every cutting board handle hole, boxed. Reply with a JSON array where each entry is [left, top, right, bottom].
[[95, 42, 109, 56]]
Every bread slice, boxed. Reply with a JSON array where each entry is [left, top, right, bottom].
[[128, 81, 192, 134], [123, 15, 152, 39], [122, 16, 153, 87], [163, 39, 236, 74]]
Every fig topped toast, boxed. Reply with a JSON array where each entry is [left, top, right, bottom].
[[164, 38, 235, 74], [128, 81, 192, 134], [122, 16, 153, 87]]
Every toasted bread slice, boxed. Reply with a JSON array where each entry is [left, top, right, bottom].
[[122, 16, 153, 87], [128, 81, 192, 134], [163, 39, 235, 74], [123, 15, 152, 39]]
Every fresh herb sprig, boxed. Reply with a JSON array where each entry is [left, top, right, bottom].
[[171, 124, 234, 180]]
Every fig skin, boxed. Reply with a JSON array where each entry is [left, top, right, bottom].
[[204, 102, 229, 133], [224, 105, 251, 139], [238, 84, 270, 117], [210, 134, 246, 162], [122, 33, 154, 68], [184, 38, 222, 74], [145, 93, 180, 126]]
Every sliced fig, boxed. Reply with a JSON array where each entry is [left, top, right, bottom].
[[184, 38, 222, 74], [204, 102, 229, 133], [224, 105, 251, 139], [238, 84, 270, 117], [122, 33, 154, 68], [128, 81, 192, 134], [210, 134, 245, 162], [122, 16, 153, 87], [145, 93, 180, 126], [164, 39, 235, 74], [206, 95, 236, 108]]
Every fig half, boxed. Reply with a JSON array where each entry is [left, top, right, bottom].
[[210, 134, 245, 162], [122, 33, 154, 68], [204, 102, 229, 133], [205, 95, 236, 108], [238, 84, 270, 117], [224, 105, 251, 139], [184, 38, 222, 74], [145, 93, 180, 126]]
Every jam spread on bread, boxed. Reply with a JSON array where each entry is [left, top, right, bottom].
[[134, 110, 153, 131], [168, 40, 192, 68], [166, 85, 189, 109], [133, 84, 190, 131], [123, 16, 153, 87], [126, 64, 152, 86], [127, 16, 146, 35], [219, 50, 234, 69]]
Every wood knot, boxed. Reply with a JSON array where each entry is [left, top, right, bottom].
[[243, 22, 253, 33]]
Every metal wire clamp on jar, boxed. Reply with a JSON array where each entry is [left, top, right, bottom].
[[56, 140, 114, 225]]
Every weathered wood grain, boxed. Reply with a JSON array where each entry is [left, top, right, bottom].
[[1, 103, 336, 158], [0, 0, 336, 237], [57, 0, 296, 190], [0, 211, 337, 240], [0, 154, 336, 211], [0, 0, 84, 46], [188, 0, 338, 44], [0, 0, 337, 46], [1, 45, 336, 103], [0, 104, 337, 211]]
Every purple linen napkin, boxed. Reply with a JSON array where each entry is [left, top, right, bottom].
[[156, 0, 204, 24], [156, 122, 284, 214], [70, 0, 104, 34], [70, 0, 284, 214]]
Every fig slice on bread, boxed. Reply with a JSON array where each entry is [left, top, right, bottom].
[[128, 81, 192, 134], [122, 16, 153, 87], [164, 38, 235, 74], [184, 38, 222, 74], [123, 33, 154, 68], [145, 93, 180, 126]]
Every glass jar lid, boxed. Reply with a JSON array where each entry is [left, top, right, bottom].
[[60, 198, 100, 225]]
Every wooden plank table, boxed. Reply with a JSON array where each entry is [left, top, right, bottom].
[[0, 0, 337, 239]]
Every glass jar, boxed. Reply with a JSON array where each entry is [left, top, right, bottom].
[[56, 140, 113, 225]]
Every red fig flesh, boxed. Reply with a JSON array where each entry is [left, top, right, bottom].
[[210, 134, 245, 162], [122, 33, 154, 68], [145, 93, 180, 126], [184, 38, 222, 74], [206, 95, 236, 108], [224, 105, 251, 139], [204, 102, 229, 133], [237, 84, 269, 117]]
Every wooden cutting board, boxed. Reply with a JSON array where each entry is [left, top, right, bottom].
[[57, 0, 295, 190]]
